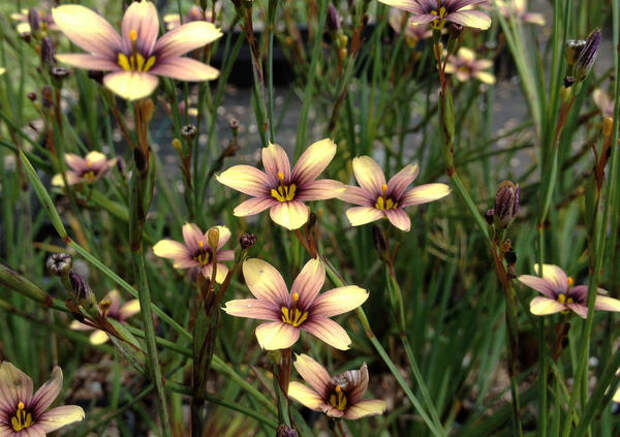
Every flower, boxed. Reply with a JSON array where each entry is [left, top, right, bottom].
[[52, 0, 222, 101], [163, 5, 215, 31], [339, 156, 451, 231], [223, 258, 368, 350], [486, 180, 519, 228], [70, 289, 140, 344], [593, 88, 615, 119], [0, 361, 85, 435], [389, 9, 433, 47], [216, 139, 344, 230], [288, 354, 387, 419], [51, 151, 117, 186], [11, 8, 57, 37], [153, 223, 233, 283], [494, 0, 545, 25], [444, 47, 496, 84], [378, 0, 492, 31], [518, 264, 620, 319]]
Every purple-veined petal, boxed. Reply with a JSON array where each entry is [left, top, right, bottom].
[[344, 400, 387, 420], [292, 138, 337, 186], [409, 14, 440, 25], [255, 321, 300, 350], [339, 185, 373, 206], [387, 164, 419, 200], [201, 263, 228, 284], [534, 264, 568, 293], [290, 258, 325, 309], [222, 298, 280, 321], [377, 0, 426, 14], [302, 317, 351, 350], [64, 154, 86, 172], [346, 364, 370, 405], [149, 57, 219, 81], [152, 239, 193, 267], [325, 406, 346, 418], [311, 286, 369, 318], [52, 5, 122, 58], [352, 156, 386, 195], [295, 179, 345, 201], [36, 405, 85, 433], [242, 258, 289, 305], [103, 71, 159, 101], [293, 354, 332, 399], [263, 143, 292, 182], [517, 275, 557, 298], [182, 222, 204, 253], [212, 225, 231, 250], [155, 21, 222, 59], [287, 381, 326, 411], [55, 54, 119, 71], [233, 197, 277, 217], [217, 250, 235, 261], [594, 295, 620, 312], [345, 206, 384, 227], [0, 362, 33, 411], [121, 0, 159, 55], [566, 303, 588, 319], [216, 165, 271, 197], [448, 10, 492, 30], [529, 296, 565, 316], [269, 201, 309, 230], [385, 208, 411, 231], [400, 183, 451, 207]]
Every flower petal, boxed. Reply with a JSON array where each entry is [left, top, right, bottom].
[[55, 54, 119, 71], [103, 71, 159, 101], [52, 5, 122, 58], [302, 317, 351, 350], [385, 209, 411, 231], [352, 156, 386, 195], [242, 258, 289, 305], [119, 299, 141, 320], [339, 186, 373, 206], [529, 296, 565, 316], [155, 21, 222, 59], [233, 197, 277, 217], [448, 10, 492, 30], [255, 321, 300, 350], [121, 0, 159, 55], [311, 286, 369, 318], [400, 183, 451, 207], [534, 264, 568, 293], [89, 330, 110, 345], [202, 263, 228, 284], [475, 71, 496, 85], [594, 295, 620, 312], [150, 57, 219, 81], [293, 354, 332, 399], [345, 206, 384, 227], [287, 381, 326, 411], [209, 225, 231, 250], [263, 143, 292, 181], [0, 361, 33, 411], [182, 222, 204, 253], [36, 405, 85, 433], [346, 363, 370, 405], [387, 164, 419, 200], [295, 179, 345, 201], [344, 399, 387, 420], [567, 303, 588, 319], [216, 165, 271, 197], [517, 275, 557, 298], [269, 201, 309, 230], [291, 258, 325, 309], [217, 250, 235, 261], [152, 239, 191, 265], [376, 0, 425, 14], [292, 138, 337, 186], [222, 298, 280, 321]]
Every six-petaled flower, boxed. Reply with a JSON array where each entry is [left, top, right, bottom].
[[51, 151, 117, 187], [378, 0, 492, 30], [444, 47, 496, 84]]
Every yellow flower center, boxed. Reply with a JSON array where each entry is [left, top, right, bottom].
[[271, 172, 297, 202], [280, 292, 308, 327], [375, 184, 398, 210], [193, 240, 212, 266], [11, 401, 33, 432], [557, 293, 574, 305], [329, 385, 348, 411], [81, 170, 97, 182], [430, 5, 448, 29], [117, 29, 156, 72]]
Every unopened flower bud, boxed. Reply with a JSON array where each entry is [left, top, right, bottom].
[[28, 9, 41, 34], [327, 4, 342, 31], [575, 29, 601, 82], [40, 37, 55, 67], [27, 92, 37, 101], [207, 227, 220, 250], [565, 39, 586, 67], [240, 233, 257, 250], [276, 425, 299, 437], [181, 124, 197, 140], [494, 181, 520, 228], [69, 271, 93, 305], [46, 253, 72, 276]]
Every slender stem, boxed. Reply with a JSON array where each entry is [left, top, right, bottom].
[[267, 0, 278, 142]]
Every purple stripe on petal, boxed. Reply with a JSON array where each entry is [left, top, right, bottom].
[[150, 57, 219, 82], [155, 21, 222, 59], [594, 295, 620, 312], [30, 367, 62, 418], [233, 197, 277, 217], [409, 14, 439, 25], [263, 143, 292, 181], [121, 0, 159, 55], [302, 317, 351, 350], [567, 303, 588, 319], [55, 54, 119, 71], [295, 179, 345, 201], [293, 354, 332, 399], [385, 208, 411, 232], [0, 362, 33, 410], [339, 185, 374, 206], [222, 299, 280, 321], [447, 10, 492, 30], [216, 165, 271, 197], [518, 275, 557, 298], [291, 258, 325, 309], [291, 138, 337, 186], [387, 164, 419, 200]]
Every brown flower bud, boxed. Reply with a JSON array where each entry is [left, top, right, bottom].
[[69, 271, 93, 304], [46, 253, 72, 276], [327, 4, 342, 31], [28, 9, 41, 34], [276, 425, 299, 437], [207, 227, 220, 251], [40, 37, 55, 67], [494, 181, 520, 228], [240, 233, 257, 250]]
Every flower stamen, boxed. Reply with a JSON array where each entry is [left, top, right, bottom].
[[567, 276, 574, 287], [11, 401, 33, 431], [271, 173, 297, 202], [329, 385, 348, 411], [117, 29, 156, 73], [281, 292, 308, 327]]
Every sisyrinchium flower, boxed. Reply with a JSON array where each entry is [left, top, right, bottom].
[[11, 8, 57, 38], [70, 289, 140, 345], [0, 361, 85, 435], [494, 0, 545, 26], [288, 354, 387, 420], [518, 264, 620, 319], [223, 258, 368, 350], [593, 89, 615, 120], [163, 5, 215, 31], [216, 139, 344, 230], [389, 9, 433, 48], [51, 151, 117, 187], [378, 0, 492, 31], [153, 223, 233, 284], [52, 0, 222, 101], [339, 156, 451, 232], [444, 47, 496, 84]]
